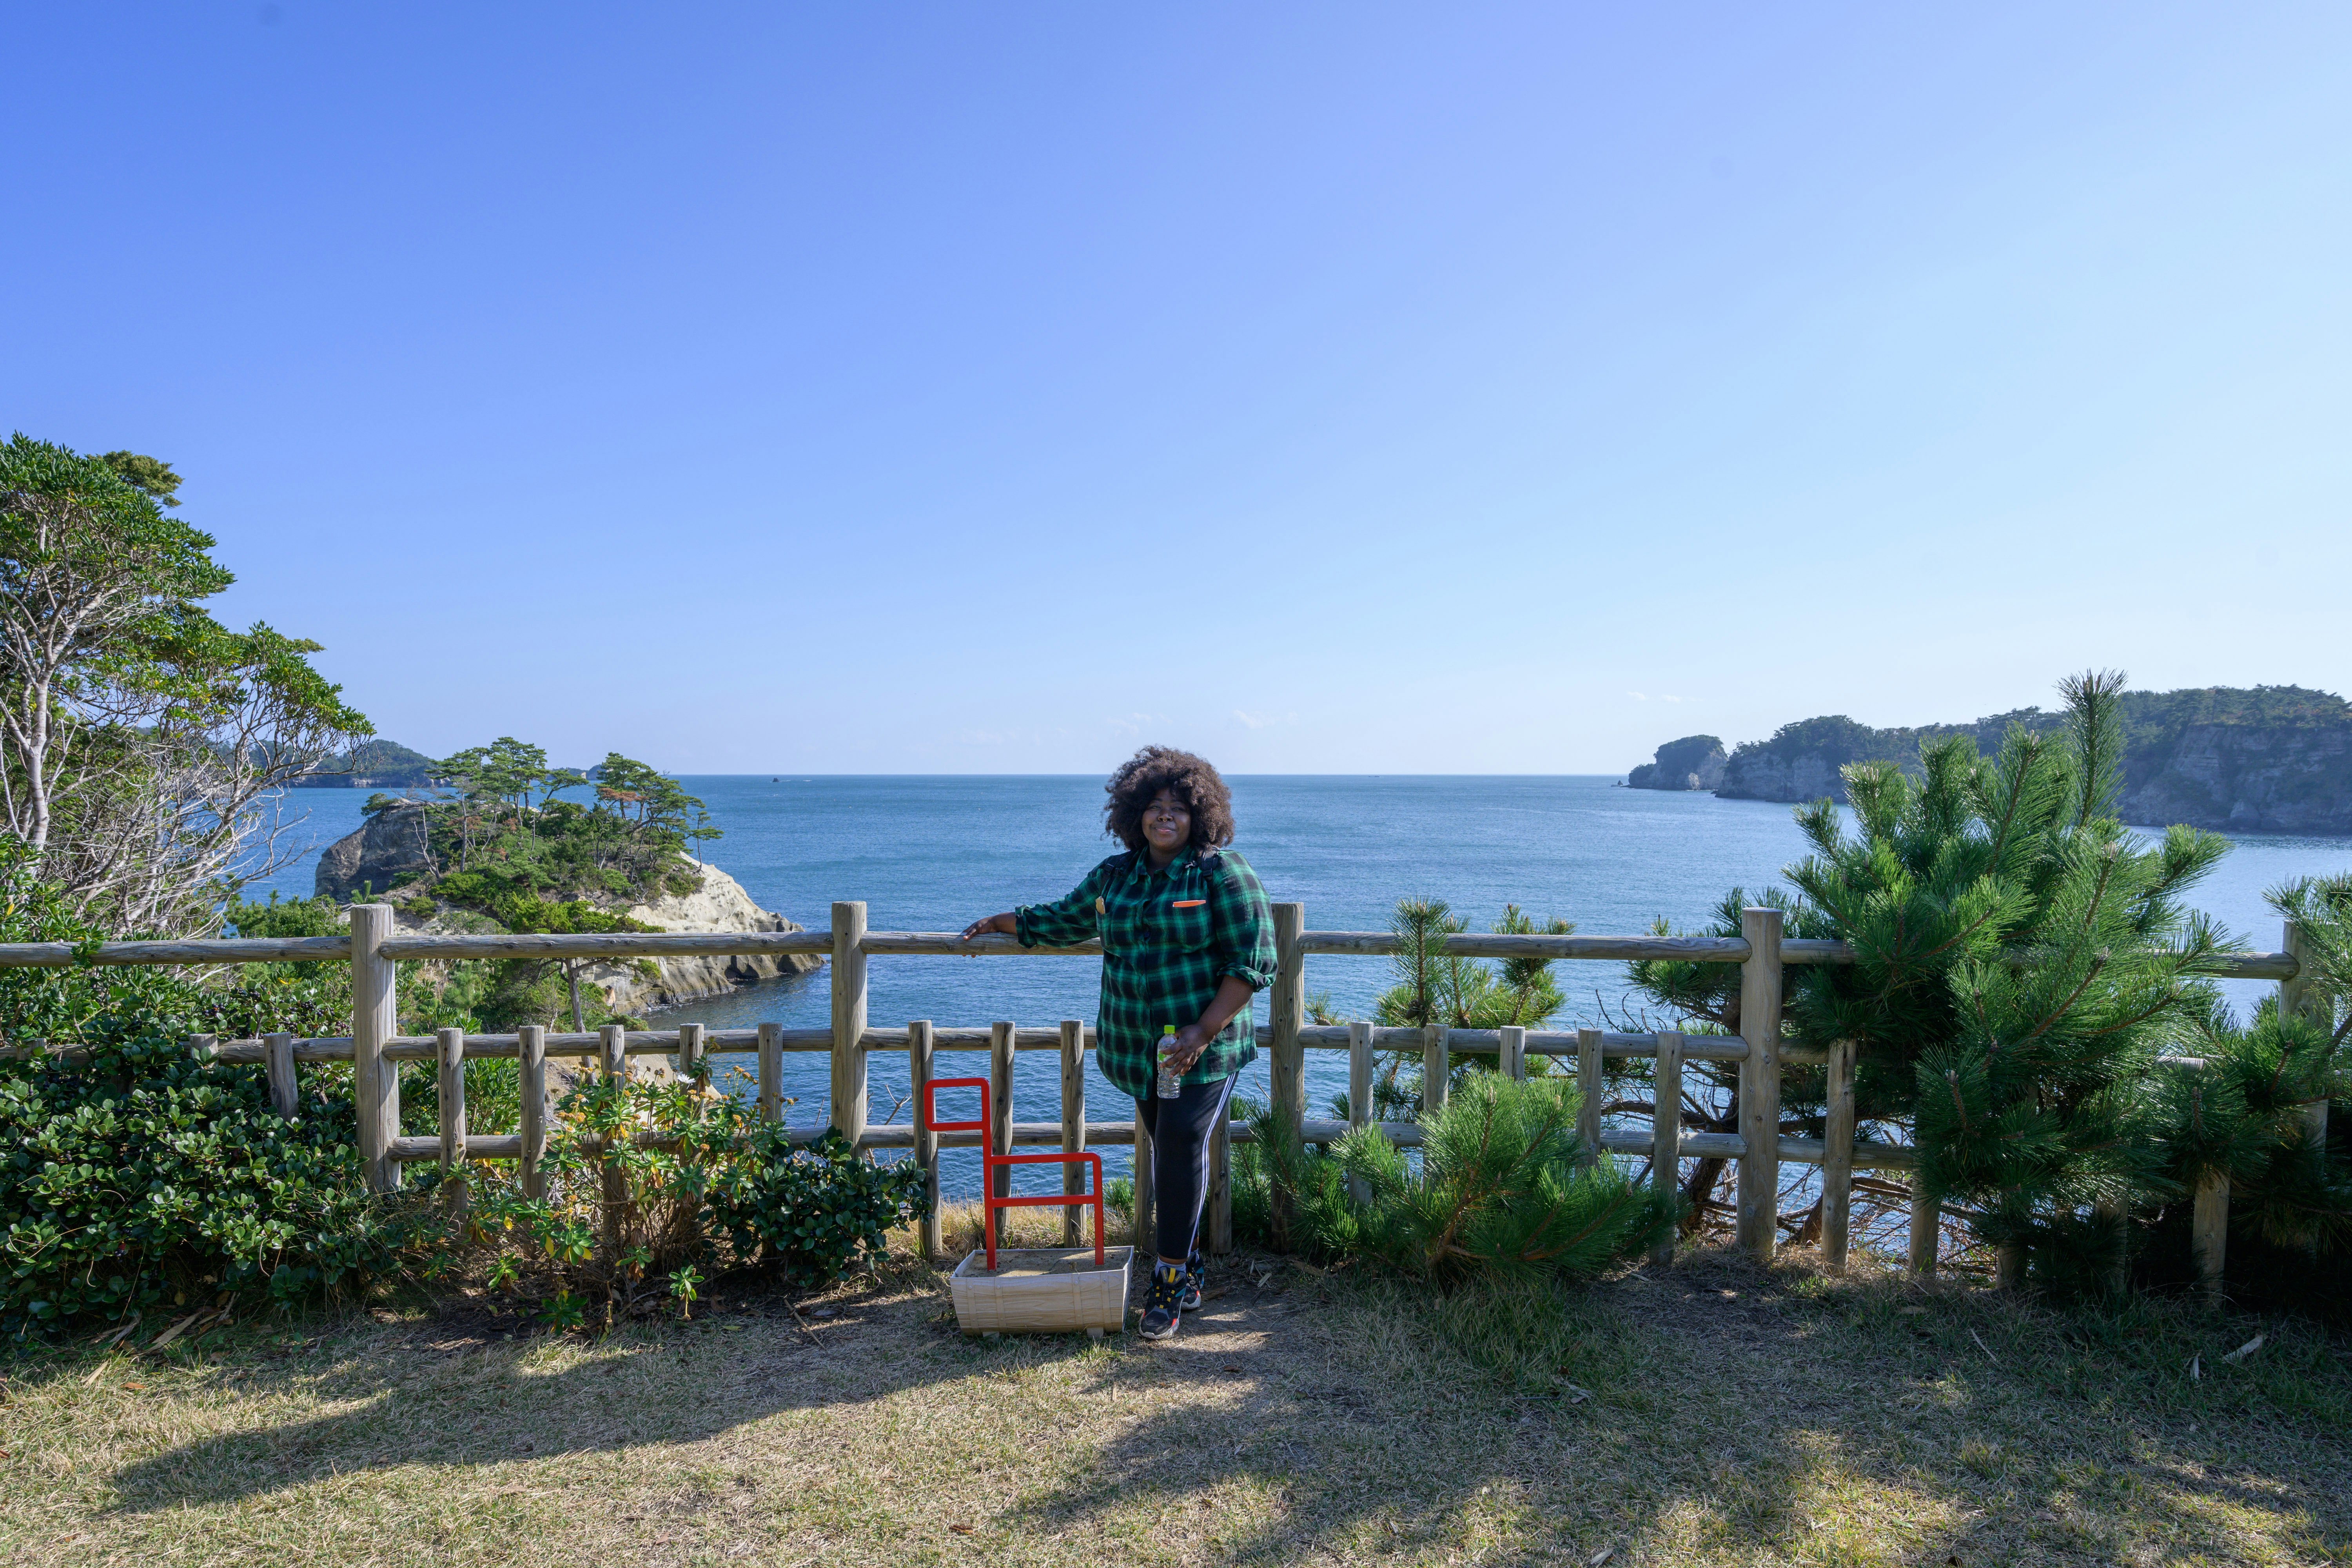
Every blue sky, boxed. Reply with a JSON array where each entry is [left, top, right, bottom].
[[7, 4, 2348, 774]]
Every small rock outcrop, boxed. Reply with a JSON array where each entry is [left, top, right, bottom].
[[597, 861, 821, 1012], [1626, 735, 1727, 791], [314, 802, 438, 899], [371, 861, 820, 1016]]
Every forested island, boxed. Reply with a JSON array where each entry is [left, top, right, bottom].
[[1626, 685, 2352, 835], [289, 737, 438, 787], [297, 737, 815, 1027]]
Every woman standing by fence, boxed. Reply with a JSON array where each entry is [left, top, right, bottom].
[[961, 746, 1277, 1341]]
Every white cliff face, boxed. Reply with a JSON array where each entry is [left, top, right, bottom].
[[575, 861, 821, 1018], [382, 860, 819, 1035]]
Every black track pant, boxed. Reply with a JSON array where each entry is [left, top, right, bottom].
[[1136, 1071, 1241, 1263]]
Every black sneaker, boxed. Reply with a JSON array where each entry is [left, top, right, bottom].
[[1179, 1252, 1206, 1312], [1137, 1269, 1185, 1341]]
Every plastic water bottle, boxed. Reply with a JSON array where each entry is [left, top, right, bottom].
[[1156, 1024, 1182, 1099]]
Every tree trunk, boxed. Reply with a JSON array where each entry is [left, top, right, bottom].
[[1680, 1156, 1726, 1236]]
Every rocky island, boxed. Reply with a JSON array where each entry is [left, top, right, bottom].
[[1624, 734, 1726, 791], [1628, 686, 2352, 836], [309, 740, 818, 1030]]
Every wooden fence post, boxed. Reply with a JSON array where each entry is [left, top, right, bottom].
[[832, 901, 869, 1152], [1265, 901, 1303, 1247], [911, 1020, 940, 1261], [264, 1032, 298, 1119], [1059, 1019, 1086, 1247], [1347, 1021, 1374, 1205], [1908, 1185, 1939, 1278], [677, 1021, 706, 1081], [348, 903, 400, 1193], [599, 1023, 627, 1255], [2194, 1173, 2230, 1307], [1132, 1103, 1156, 1258], [518, 1024, 546, 1200], [1422, 1024, 1449, 1114], [2160, 1054, 2231, 1305], [1269, 902, 1305, 1136], [1650, 1031, 1683, 1266], [1995, 1241, 2027, 1291], [437, 1027, 468, 1218], [1820, 1038, 1857, 1274], [757, 1021, 782, 1123], [1573, 1027, 1600, 1165], [1501, 1023, 1528, 1084], [2282, 918, 2331, 1151], [1736, 906, 1784, 1261], [989, 1021, 1014, 1246], [2094, 1198, 2128, 1295]]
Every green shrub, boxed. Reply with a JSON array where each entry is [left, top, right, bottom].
[[3, 1059, 413, 1339], [2, 857, 412, 1342], [1239, 1073, 1673, 1284], [463, 1068, 927, 1319]]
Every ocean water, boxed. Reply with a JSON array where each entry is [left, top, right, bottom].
[[253, 777, 2352, 1196]]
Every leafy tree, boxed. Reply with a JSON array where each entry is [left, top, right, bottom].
[[592, 752, 716, 855], [96, 450, 183, 507], [0, 435, 368, 932]]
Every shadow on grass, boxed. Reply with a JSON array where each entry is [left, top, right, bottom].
[[88, 1216, 1087, 1516], [83, 1237, 2352, 1565], [998, 1248, 2352, 1566]]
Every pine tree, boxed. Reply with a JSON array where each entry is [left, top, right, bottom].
[[1620, 670, 2352, 1293], [1775, 673, 2235, 1285], [1343, 898, 1574, 1120]]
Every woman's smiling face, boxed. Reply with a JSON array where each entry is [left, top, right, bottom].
[[1141, 788, 1191, 859]]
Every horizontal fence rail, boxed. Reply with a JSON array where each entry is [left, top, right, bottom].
[[0, 897, 2312, 1302], [0, 935, 358, 967], [0, 927, 2301, 979]]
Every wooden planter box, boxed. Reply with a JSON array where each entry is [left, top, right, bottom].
[[948, 1246, 1133, 1338]]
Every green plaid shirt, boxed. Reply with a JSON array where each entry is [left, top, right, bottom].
[[1016, 846, 1278, 1101]]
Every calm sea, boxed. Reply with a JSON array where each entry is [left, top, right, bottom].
[[253, 777, 2352, 1195]]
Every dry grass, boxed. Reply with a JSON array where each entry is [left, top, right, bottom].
[[7, 1209, 2350, 1568]]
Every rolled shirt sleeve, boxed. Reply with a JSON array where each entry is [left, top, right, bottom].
[[1015, 861, 1110, 948], [1208, 853, 1278, 991]]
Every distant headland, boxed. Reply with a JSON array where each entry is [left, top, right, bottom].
[[1626, 686, 2352, 836]]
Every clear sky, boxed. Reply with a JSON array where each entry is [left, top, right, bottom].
[[8, 4, 2348, 775]]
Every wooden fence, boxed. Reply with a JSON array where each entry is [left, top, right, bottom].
[[2, 901, 2323, 1301]]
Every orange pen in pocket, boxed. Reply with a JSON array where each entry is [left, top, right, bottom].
[[1171, 899, 1206, 908]]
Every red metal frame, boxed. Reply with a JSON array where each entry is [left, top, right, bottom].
[[921, 1077, 1106, 1271]]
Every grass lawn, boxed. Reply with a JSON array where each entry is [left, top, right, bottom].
[[7, 1214, 2349, 1568]]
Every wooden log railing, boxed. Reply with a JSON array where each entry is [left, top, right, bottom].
[[0, 900, 2313, 1300]]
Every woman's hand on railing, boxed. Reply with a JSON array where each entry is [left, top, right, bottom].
[[958, 912, 1017, 941]]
